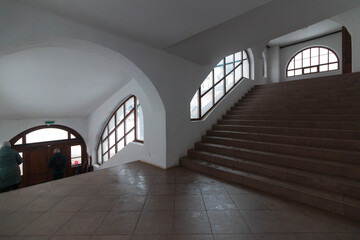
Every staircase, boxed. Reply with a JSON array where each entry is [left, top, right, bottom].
[[180, 72, 360, 221]]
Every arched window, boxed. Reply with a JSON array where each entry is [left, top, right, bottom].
[[190, 50, 250, 120], [286, 46, 339, 77], [97, 95, 144, 164]]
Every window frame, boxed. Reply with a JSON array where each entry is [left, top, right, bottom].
[[97, 95, 144, 165], [286, 46, 339, 77], [191, 50, 250, 121]]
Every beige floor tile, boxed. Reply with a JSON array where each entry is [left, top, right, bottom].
[[95, 211, 140, 235], [149, 184, 175, 195], [49, 196, 91, 212], [175, 184, 201, 195], [254, 233, 298, 240], [56, 212, 107, 235], [17, 196, 64, 212], [91, 236, 131, 240], [203, 195, 236, 210], [134, 211, 173, 234], [80, 196, 118, 212], [131, 235, 173, 240], [174, 235, 214, 240], [240, 210, 289, 233], [0, 212, 42, 235], [174, 195, 206, 211], [0, 196, 38, 212], [16, 212, 74, 235], [143, 196, 174, 211], [214, 234, 256, 240], [208, 211, 251, 234], [173, 211, 211, 234], [111, 195, 146, 211]]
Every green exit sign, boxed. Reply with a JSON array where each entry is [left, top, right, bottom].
[[45, 120, 55, 125]]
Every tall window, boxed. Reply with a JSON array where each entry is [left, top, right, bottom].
[[190, 50, 250, 120], [97, 95, 144, 164], [287, 46, 339, 77]]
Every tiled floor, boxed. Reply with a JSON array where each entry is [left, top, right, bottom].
[[0, 161, 359, 240]]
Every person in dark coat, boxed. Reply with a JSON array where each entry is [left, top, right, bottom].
[[47, 148, 66, 180], [0, 141, 23, 193]]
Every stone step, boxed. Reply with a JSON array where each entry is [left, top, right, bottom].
[[223, 114, 360, 122], [194, 142, 360, 180], [213, 124, 360, 141], [188, 150, 360, 198], [232, 102, 360, 111], [202, 135, 360, 164], [228, 108, 360, 115], [180, 157, 360, 221], [217, 119, 360, 131], [207, 130, 360, 152]]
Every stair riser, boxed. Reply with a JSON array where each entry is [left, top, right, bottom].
[[223, 114, 360, 122], [232, 103, 360, 111], [249, 85, 360, 95], [244, 89, 360, 99], [208, 130, 360, 152], [213, 125, 360, 141], [228, 109, 360, 115], [202, 136, 359, 164], [189, 151, 360, 198], [180, 158, 359, 220], [194, 143, 360, 180], [217, 120, 360, 131], [238, 96, 360, 105]]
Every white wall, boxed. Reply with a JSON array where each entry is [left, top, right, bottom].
[[332, 7, 360, 72], [0, 117, 88, 145], [267, 46, 280, 83], [279, 32, 342, 82]]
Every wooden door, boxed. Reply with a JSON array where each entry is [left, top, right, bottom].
[[27, 146, 49, 185]]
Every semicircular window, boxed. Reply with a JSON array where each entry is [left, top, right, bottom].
[[286, 46, 339, 77], [190, 50, 250, 120], [97, 95, 144, 165]]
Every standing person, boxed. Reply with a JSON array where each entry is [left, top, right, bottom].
[[0, 141, 23, 193], [48, 148, 66, 180]]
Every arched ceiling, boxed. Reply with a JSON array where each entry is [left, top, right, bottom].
[[0, 46, 132, 119]]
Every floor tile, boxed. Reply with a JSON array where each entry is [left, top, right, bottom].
[[174, 235, 214, 240], [0, 212, 42, 235], [91, 236, 131, 240], [143, 196, 174, 211], [240, 210, 288, 233], [131, 235, 173, 240], [80, 196, 118, 212], [49, 196, 91, 212], [229, 194, 268, 210], [208, 211, 251, 234], [17, 196, 64, 212], [173, 211, 211, 234], [200, 183, 227, 195], [254, 233, 298, 240], [0, 196, 37, 212], [174, 195, 205, 211], [56, 211, 107, 235], [149, 184, 175, 195], [175, 184, 201, 195], [134, 211, 173, 234], [111, 195, 146, 211], [214, 234, 256, 240], [95, 211, 140, 235], [16, 212, 74, 235], [203, 195, 236, 210]]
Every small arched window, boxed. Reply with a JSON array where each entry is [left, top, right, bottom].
[[97, 95, 144, 165], [287, 46, 339, 77], [190, 50, 250, 120]]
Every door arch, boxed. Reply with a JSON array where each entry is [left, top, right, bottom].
[[9, 125, 87, 187]]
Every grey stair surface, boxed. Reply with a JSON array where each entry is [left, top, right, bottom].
[[180, 72, 360, 221]]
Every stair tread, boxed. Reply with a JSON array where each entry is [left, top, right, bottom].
[[190, 149, 360, 187], [204, 135, 360, 155], [181, 157, 360, 207], [196, 142, 360, 168]]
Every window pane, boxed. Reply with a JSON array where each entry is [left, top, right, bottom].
[[288, 60, 295, 70], [71, 145, 81, 159], [108, 116, 115, 132], [243, 59, 249, 78], [116, 106, 124, 125], [319, 65, 328, 72], [303, 49, 310, 59], [201, 89, 213, 117], [125, 97, 135, 115], [295, 60, 302, 69], [98, 147, 102, 163], [294, 53, 302, 61], [320, 54, 328, 64], [15, 138, 23, 145], [320, 48, 328, 56], [117, 139, 124, 151], [225, 55, 234, 74], [125, 112, 135, 133], [19, 152, 23, 176], [103, 139, 108, 153], [311, 56, 318, 66], [214, 59, 224, 83], [109, 131, 115, 148], [295, 69, 302, 76], [136, 101, 144, 141], [329, 53, 337, 63], [190, 90, 199, 119], [311, 67, 318, 73], [303, 58, 310, 67], [329, 63, 338, 71], [71, 157, 81, 166], [214, 80, 224, 103], [235, 65, 243, 83], [304, 68, 311, 74], [226, 72, 234, 92], [126, 129, 135, 145], [102, 128, 108, 140], [200, 72, 213, 95], [26, 128, 68, 144], [103, 153, 108, 162], [311, 47, 319, 57], [117, 122, 124, 141], [70, 134, 76, 139], [109, 147, 116, 158], [287, 70, 294, 77]]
